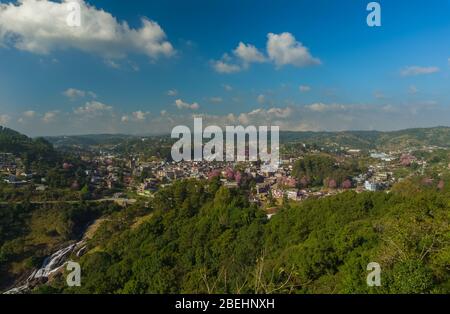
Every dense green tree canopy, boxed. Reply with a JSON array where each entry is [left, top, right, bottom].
[[28, 176, 449, 294]]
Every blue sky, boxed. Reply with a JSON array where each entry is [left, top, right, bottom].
[[0, 0, 450, 135]]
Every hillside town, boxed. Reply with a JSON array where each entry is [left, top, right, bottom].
[[3, 140, 448, 218]]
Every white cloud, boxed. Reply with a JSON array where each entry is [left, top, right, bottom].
[[409, 85, 418, 94], [212, 57, 241, 74], [64, 88, 85, 100], [23, 110, 36, 118], [299, 85, 311, 92], [175, 99, 199, 110], [104, 59, 121, 69], [400, 66, 439, 77], [167, 89, 178, 96], [209, 97, 223, 103], [213, 32, 320, 74], [305, 103, 327, 112], [5, 100, 450, 136], [0, 0, 175, 60], [257, 94, 266, 104], [132, 110, 148, 121], [267, 32, 321, 67], [42, 111, 58, 123], [121, 110, 148, 122], [212, 48, 261, 74], [18, 110, 36, 123], [267, 107, 292, 118], [74, 101, 112, 115], [0, 114, 11, 125], [233, 42, 266, 64], [235, 106, 297, 127], [63, 88, 96, 100], [306, 103, 348, 112], [222, 84, 233, 91]]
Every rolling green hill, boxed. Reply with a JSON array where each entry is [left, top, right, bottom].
[[281, 126, 450, 150], [44, 126, 450, 152], [45, 133, 174, 160]]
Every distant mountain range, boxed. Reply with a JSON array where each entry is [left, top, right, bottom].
[[280, 126, 450, 150], [44, 133, 138, 149], [1, 126, 449, 156], [42, 126, 450, 151]]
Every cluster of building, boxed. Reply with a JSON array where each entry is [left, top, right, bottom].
[[0, 153, 30, 185], [135, 158, 343, 204], [78, 155, 131, 191], [2, 142, 446, 210]]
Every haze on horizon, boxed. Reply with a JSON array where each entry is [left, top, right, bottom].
[[1, 0, 450, 137]]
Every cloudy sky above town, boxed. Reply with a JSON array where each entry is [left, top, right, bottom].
[[0, 0, 450, 136]]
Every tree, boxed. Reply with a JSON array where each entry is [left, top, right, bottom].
[[342, 179, 352, 189], [80, 184, 91, 200]]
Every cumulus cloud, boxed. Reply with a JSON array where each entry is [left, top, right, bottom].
[[23, 110, 36, 118], [167, 89, 178, 96], [400, 66, 439, 77], [222, 84, 233, 91], [0, 114, 11, 125], [121, 110, 149, 123], [42, 111, 58, 123], [104, 59, 120, 69], [305, 103, 348, 112], [235, 107, 306, 129], [74, 101, 112, 115], [267, 32, 321, 67], [257, 94, 266, 104], [299, 85, 311, 92], [63, 88, 85, 100], [132, 110, 148, 121], [175, 99, 200, 110], [209, 97, 223, 103], [233, 42, 266, 64], [0, 0, 175, 60], [409, 85, 419, 94], [18, 110, 36, 123], [212, 54, 242, 74], [212, 32, 320, 73], [267, 107, 292, 118], [5, 100, 450, 136], [63, 88, 96, 100]]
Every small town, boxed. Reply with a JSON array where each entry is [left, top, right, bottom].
[[2, 140, 448, 219]]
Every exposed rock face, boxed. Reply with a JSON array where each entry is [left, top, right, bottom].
[[3, 241, 85, 294]]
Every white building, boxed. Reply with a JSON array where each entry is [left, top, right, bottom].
[[364, 181, 379, 192]]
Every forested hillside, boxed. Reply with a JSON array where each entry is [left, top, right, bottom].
[[281, 127, 450, 150], [45, 133, 174, 160], [33, 176, 450, 294], [0, 126, 58, 169], [44, 127, 450, 154], [292, 154, 362, 187]]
